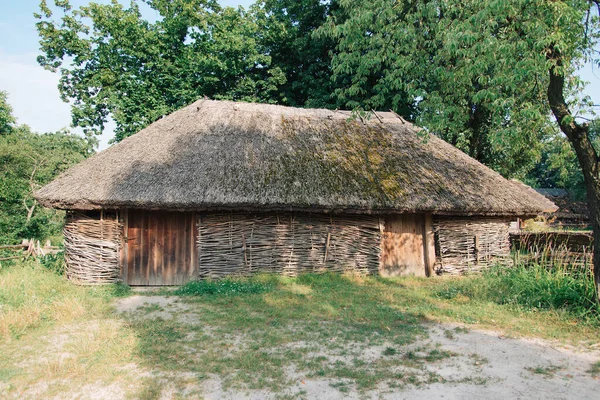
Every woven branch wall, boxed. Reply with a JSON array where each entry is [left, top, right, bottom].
[[64, 212, 122, 284], [197, 213, 381, 278], [510, 232, 594, 269], [434, 218, 510, 274]]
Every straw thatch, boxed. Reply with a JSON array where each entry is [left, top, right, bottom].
[[35, 100, 553, 217]]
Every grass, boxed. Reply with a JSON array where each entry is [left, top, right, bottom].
[[174, 277, 275, 296], [0, 259, 129, 340], [588, 361, 600, 377], [1, 260, 599, 398], [526, 364, 565, 377], [436, 264, 599, 321], [0, 260, 138, 398]]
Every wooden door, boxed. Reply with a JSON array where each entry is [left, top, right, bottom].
[[380, 214, 427, 277], [124, 210, 197, 285]]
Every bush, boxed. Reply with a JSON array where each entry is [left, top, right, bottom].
[[38, 253, 65, 275], [437, 264, 599, 322]]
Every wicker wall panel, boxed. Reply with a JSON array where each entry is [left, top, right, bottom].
[[64, 211, 122, 284], [434, 217, 510, 274], [197, 213, 381, 278]]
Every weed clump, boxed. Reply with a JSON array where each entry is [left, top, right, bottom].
[[436, 264, 599, 323], [175, 278, 275, 296]]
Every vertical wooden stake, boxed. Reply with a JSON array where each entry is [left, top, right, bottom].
[[241, 231, 248, 270], [474, 235, 480, 265], [324, 232, 331, 264], [423, 214, 436, 277]]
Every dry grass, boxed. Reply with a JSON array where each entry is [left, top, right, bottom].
[[1, 261, 599, 399], [0, 260, 123, 340], [0, 261, 139, 398]]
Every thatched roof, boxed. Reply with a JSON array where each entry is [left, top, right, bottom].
[[35, 99, 555, 216]]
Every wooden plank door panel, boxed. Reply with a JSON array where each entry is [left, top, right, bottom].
[[126, 211, 197, 285], [380, 214, 426, 277]]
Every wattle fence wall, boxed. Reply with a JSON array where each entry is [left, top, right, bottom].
[[509, 231, 594, 269], [433, 218, 512, 274], [64, 212, 122, 284], [197, 213, 381, 279]]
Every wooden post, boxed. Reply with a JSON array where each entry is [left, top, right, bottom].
[[120, 209, 129, 283], [423, 214, 436, 277], [324, 232, 331, 264], [474, 235, 480, 265], [241, 231, 248, 269]]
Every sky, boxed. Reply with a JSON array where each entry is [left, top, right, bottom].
[[1, 0, 599, 151]]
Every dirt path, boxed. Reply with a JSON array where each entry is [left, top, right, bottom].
[[392, 325, 599, 400], [114, 295, 600, 399]]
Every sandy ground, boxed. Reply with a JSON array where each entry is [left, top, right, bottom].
[[115, 295, 600, 399]]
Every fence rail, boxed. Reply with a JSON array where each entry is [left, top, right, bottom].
[[0, 239, 62, 262], [509, 232, 594, 269]]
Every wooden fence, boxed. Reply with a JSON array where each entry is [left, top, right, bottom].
[[509, 231, 594, 268], [0, 239, 62, 262]]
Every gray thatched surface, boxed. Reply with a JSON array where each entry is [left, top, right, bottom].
[[36, 100, 552, 216]]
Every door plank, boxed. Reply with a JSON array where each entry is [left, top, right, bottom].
[[126, 210, 197, 286]]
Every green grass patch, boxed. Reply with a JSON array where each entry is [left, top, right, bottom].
[[175, 276, 276, 296], [526, 364, 565, 377], [588, 361, 600, 377], [436, 264, 600, 323], [2, 262, 599, 398]]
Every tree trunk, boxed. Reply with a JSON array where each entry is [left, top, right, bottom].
[[547, 59, 600, 302]]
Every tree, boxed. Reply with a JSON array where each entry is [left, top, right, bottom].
[[0, 91, 15, 135], [0, 93, 96, 244], [529, 123, 599, 199], [252, 0, 340, 108], [320, 0, 562, 178], [324, 0, 600, 299], [36, 0, 286, 141]]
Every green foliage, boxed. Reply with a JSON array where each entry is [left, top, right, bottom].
[[0, 91, 15, 136], [175, 277, 275, 296], [528, 120, 600, 198], [0, 94, 95, 244], [37, 253, 65, 275], [36, 0, 287, 141], [320, 0, 599, 179], [437, 264, 599, 322], [253, 0, 339, 108]]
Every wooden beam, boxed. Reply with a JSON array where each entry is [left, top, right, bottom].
[[423, 213, 436, 277], [120, 209, 128, 284]]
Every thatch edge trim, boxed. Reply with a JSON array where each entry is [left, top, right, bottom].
[[34, 198, 543, 218]]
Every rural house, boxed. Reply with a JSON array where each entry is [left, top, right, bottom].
[[35, 100, 554, 285]]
